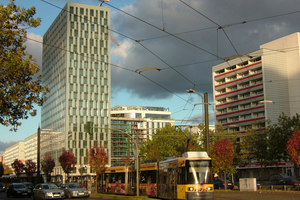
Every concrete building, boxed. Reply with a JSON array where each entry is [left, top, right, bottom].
[[212, 32, 300, 178], [42, 1, 111, 175], [5, 142, 24, 170], [24, 133, 37, 163], [110, 105, 175, 164], [212, 33, 300, 133]]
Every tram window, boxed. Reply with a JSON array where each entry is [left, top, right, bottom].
[[177, 167, 185, 184], [140, 170, 156, 183], [187, 161, 213, 184]]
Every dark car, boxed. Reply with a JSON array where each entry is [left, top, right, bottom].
[[0, 182, 5, 192], [61, 183, 89, 198], [274, 178, 300, 186], [6, 183, 32, 198], [213, 179, 234, 189], [23, 182, 34, 192]]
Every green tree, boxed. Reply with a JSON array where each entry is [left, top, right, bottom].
[[41, 154, 55, 182], [59, 151, 76, 182], [0, 0, 50, 131], [211, 138, 234, 190], [267, 113, 300, 163], [139, 123, 203, 161]]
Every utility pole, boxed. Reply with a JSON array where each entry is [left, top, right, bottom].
[[37, 126, 41, 184], [204, 92, 210, 156]]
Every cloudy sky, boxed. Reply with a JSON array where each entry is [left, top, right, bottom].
[[1, 0, 300, 147]]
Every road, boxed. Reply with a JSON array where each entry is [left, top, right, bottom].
[[1, 190, 300, 200]]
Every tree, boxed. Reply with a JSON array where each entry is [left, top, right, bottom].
[[286, 130, 300, 178], [59, 150, 76, 182], [0, 162, 4, 177], [41, 154, 55, 182], [0, 0, 50, 131], [87, 145, 108, 192], [23, 160, 36, 182], [139, 123, 203, 161], [211, 139, 234, 189], [120, 156, 131, 164], [11, 159, 24, 182]]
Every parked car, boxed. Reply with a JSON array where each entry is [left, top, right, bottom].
[[33, 183, 65, 200], [6, 183, 32, 198], [269, 173, 289, 183], [0, 182, 5, 192], [23, 182, 34, 192], [274, 178, 300, 186], [61, 183, 89, 198], [213, 179, 234, 189]]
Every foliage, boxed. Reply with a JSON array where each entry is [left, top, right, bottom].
[[211, 139, 234, 174], [0, 0, 50, 131], [23, 160, 36, 181], [11, 159, 24, 177], [120, 156, 131, 164], [59, 151, 76, 175], [140, 123, 203, 161], [3, 164, 13, 174], [41, 154, 55, 181], [87, 145, 108, 175], [286, 130, 300, 166], [267, 113, 300, 163], [0, 162, 4, 176]]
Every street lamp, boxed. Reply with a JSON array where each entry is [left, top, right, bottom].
[[186, 89, 204, 124]]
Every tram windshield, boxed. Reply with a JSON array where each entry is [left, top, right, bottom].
[[187, 160, 213, 184]]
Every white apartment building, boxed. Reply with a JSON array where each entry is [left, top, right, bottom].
[[212, 33, 300, 134], [5, 142, 24, 170], [24, 133, 37, 163], [42, 1, 111, 174]]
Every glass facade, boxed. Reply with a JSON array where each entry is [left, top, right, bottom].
[[42, 2, 111, 167]]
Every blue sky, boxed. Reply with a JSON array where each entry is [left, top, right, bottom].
[[1, 0, 300, 144]]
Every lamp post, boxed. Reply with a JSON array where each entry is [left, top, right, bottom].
[[186, 90, 210, 156], [186, 89, 204, 124]]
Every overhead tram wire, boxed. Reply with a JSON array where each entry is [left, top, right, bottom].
[[39, 0, 197, 105], [102, 1, 224, 61]]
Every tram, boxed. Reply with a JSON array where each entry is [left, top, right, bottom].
[[99, 151, 214, 200]]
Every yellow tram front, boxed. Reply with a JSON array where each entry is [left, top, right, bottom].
[[158, 151, 214, 200]]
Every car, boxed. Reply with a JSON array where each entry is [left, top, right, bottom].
[[6, 183, 32, 198], [274, 178, 300, 186], [23, 182, 34, 192], [33, 183, 65, 200], [0, 182, 5, 192], [213, 179, 234, 189], [60, 183, 89, 198]]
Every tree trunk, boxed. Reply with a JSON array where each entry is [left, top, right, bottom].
[[224, 171, 227, 190]]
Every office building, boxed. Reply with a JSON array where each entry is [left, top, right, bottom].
[[24, 133, 37, 163], [42, 1, 111, 174], [110, 105, 175, 164], [212, 33, 300, 132]]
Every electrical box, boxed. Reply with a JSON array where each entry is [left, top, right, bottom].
[[239, 178, 257, 191]]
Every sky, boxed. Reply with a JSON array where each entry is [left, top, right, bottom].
[[1, 0, 300, 148]]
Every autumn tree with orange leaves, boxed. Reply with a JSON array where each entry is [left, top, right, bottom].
[[212, 138, 234, 189], [24, 160, 36, 182], [41, 154, 55, 182], [59, 151, 76, 182], [286, 130, 300, 178], [11, 159, 24, 182], [120, 156, 131, 164], [87, 145, 108, 192]]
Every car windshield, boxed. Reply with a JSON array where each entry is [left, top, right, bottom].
[[68, 184, 81, 188], [14, 184, 26, 189], [187, 160, 213, 184], [43, 184, 58, 189], [291, 179, 300, 182]]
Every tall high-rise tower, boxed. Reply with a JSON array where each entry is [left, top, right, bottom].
[[42, 2, 111, 170]]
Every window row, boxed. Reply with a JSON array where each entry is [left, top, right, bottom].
[[217, 89, 263, 105], [217, 101, 264, 114]]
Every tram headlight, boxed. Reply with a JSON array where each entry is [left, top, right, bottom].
[[187, 187, 194, 191], [207, 187, 213, 191]]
